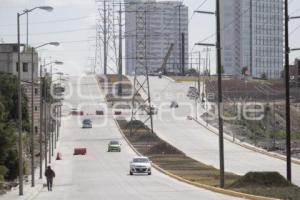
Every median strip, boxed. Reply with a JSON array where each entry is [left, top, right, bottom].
[[115, 119, 300, 200]]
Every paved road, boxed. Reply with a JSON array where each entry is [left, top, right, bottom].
[[143, 76, 300, 186], [32, 76, 238, 200]]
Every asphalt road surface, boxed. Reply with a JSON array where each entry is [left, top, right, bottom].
[[145, 76, 300, 186], [33, 76, 238, 200]]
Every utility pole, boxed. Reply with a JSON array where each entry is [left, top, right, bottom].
[[48, 103, 51, 164], [178, 3, 182, 75], [118, 3, 123, 96], [181, 32, 185, 75], [216, 0, 225, 188], [103, 0, 107, 75], [198, 52, 201, 96], [17, 12, 23, 196], [44, 70, 48, 169], [39, 64, 43, 179], [284, 0, 291, 182], [30, 47, 35, 187]]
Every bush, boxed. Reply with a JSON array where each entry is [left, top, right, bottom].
[[0, 166, 8, 182], [4, 150, 19, 180], [229, 172, 292, 188]]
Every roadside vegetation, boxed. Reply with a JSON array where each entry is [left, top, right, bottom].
[[0, 73, 29, 194], [96, 74, 132, 103], [117, 119, 300, 199]]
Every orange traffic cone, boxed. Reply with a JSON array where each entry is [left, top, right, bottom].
[[56, 152, 62, 160]]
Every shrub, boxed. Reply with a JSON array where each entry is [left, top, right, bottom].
[[0, 166, 8, 182]]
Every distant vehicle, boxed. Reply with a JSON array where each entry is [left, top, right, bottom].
[[130, 156, 152, 175], [71, 108, 84, 116], [108, 140, 121, 152], [187, 87, 198, 97], [188, 86, 197, 93], [143, 105, 158, 115], [82, 119, 92, 128], [170, 101, 179, 108]]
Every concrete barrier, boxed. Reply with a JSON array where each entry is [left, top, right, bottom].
[[73, 148, 87, 155]]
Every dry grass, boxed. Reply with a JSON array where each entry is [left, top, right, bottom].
[[117, 119, 239, 187]]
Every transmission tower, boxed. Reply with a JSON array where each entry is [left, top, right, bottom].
[[95, 0, 119, 74], [130, 4, 154, 135]]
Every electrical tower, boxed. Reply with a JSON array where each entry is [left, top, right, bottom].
[[95, 0, 119, 74], [130, 4, 154, 135]]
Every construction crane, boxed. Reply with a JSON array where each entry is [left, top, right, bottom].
[[159, 43, 174, 76]]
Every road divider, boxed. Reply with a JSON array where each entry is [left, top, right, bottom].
[[114, 119, 279, 200]]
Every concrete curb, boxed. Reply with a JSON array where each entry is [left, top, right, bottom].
[[162, 75, 176, 82], [113, 119, 278, 200], [193, 117, 300, 165]]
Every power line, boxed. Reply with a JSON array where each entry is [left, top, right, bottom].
[[0, 15, 95, 28], [1, 27, 95, 37], [188, 0, 208, 24]]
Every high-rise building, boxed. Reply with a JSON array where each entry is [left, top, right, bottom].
[[125, 0, 188, 75], [220, 0, 284, 79]]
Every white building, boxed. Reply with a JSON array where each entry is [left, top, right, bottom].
[[220, 0, 284, 79], [125, 0, 188, 75]]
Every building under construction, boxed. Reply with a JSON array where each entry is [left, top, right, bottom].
[[124, 0, 189, 75]]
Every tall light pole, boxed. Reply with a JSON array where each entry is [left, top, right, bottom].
[[31, 42, 59, 186], [44, 61, 63, 167], [118, 3, 123, 96], [17, 5, 53, 195], [50, 71, 64, 157], [39, 60, 62, 179], [284, 0, 291, 183], [194, 0, 224, 187], [285, 0, 300, 181], [216, 0, 225, 188]]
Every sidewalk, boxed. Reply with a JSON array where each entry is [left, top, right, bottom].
[[2, 141, 61, 200]]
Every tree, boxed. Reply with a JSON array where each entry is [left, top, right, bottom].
[[0, 73, 29, 181], [261, 73, 267, 80], [241, 67, 248, 76], [187, 68, 197, 76]]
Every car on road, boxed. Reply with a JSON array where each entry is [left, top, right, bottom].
[[82, 119, 92, 128], [108, 140, 121, 152], [144, 105, 158, 115], [130, 156, 152, 175], [170, 101, 179, 108]]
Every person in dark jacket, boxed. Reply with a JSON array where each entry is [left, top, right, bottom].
[[45, 166, 55, 191]]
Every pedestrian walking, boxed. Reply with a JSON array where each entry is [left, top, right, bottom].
[[45, 166, 55, 191]]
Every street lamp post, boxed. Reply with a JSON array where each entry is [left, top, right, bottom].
[[31, 42, 59, 186], [39, 59, 62, 179], [45, 63, 64, 167], [17, 5, 53, 195], [194, 0, 224, 188], [285, 0, 300, 180]]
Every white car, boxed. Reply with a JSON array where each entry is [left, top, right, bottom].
[[130, 157, 152, 175]]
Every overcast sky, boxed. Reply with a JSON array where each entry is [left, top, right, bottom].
[[1, 0, 300, 75]]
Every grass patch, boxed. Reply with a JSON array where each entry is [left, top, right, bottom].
[[117, 119, 239, 187], [169, 76, 231, 82], [228, 172, 300, 200]]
